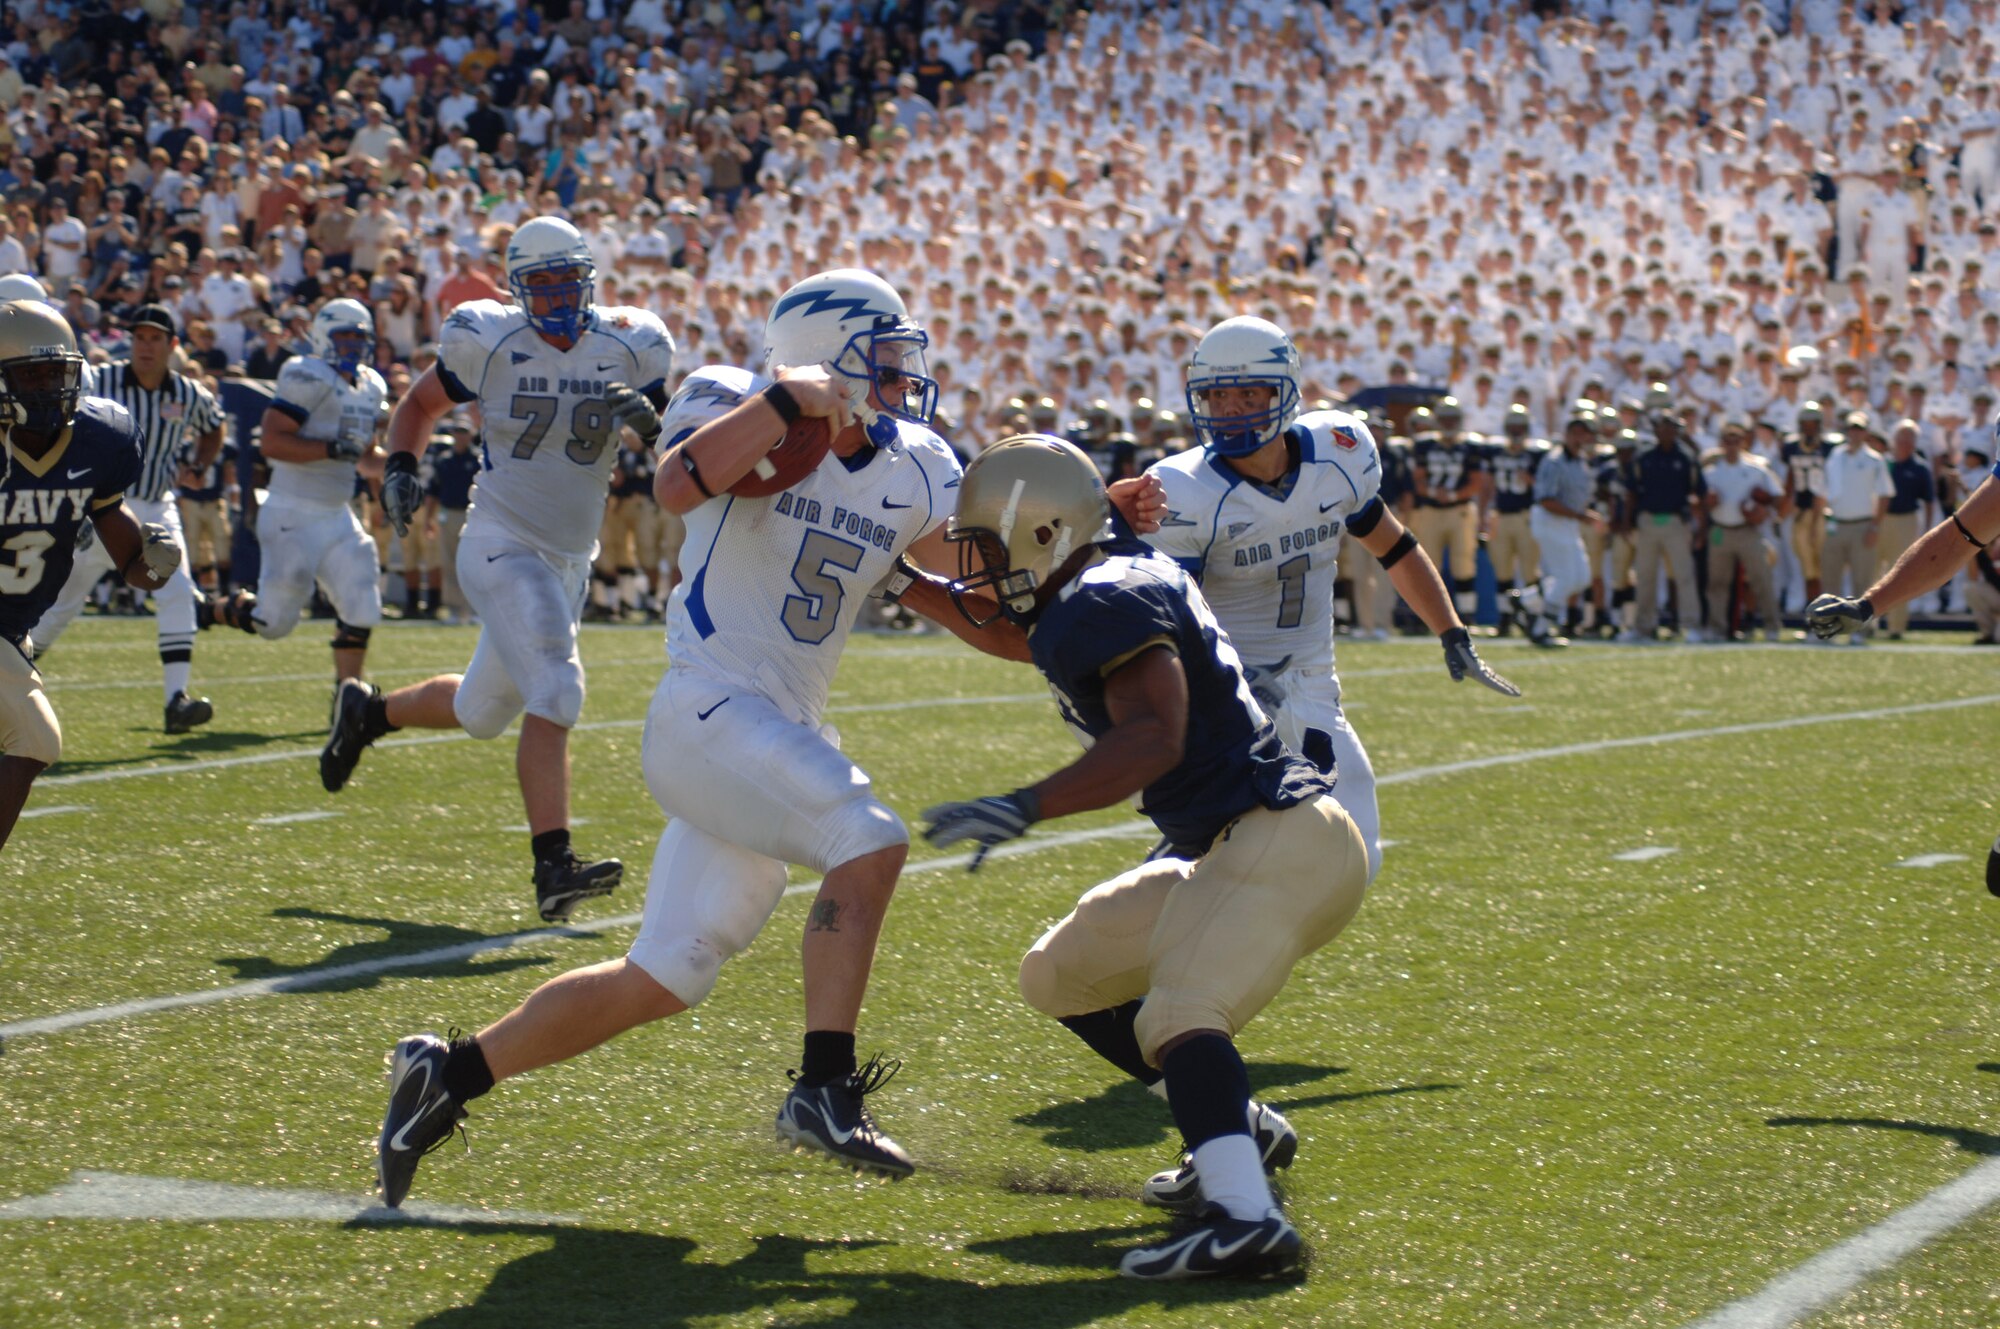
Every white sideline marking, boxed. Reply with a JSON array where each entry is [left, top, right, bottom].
[[252, 811, 341, 827], [1894, 853, 1969, 869], [0, 821, 1159, 1042], [11, 693, 1992, 1044], [0, 1171, 575, 1226], [40, 657, 668, 693], [1376, 693, 2000, 788], [502, 819, 592, 833], [19, 804, 89, 819], [37, 692, 1050, 789], [1612, 846, 1679, 862], [1682, 1155, 2000, 1328]]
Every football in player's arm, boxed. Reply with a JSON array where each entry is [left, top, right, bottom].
[[0, 300, 179, 848]]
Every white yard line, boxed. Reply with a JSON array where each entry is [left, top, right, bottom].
[[1681, 1155, 2000, 1329], [0, 1171, 576, 1226], [1894, 853, 1969, 869], [1611, 846, 1679, 862], [18, 804, 89, 819], [42, 656, 667, 693], [250, 811, 341, 827]]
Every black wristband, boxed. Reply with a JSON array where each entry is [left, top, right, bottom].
[[1440, 625, 1470, 650], [763, 382, 802, 426], [681, 449, 715, 499], [1009, 787, 1043, 824], [1952, 511, 1988, 547], [384, 451, 418, 476], [881, 554, 923, 604]]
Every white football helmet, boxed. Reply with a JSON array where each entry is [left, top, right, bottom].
[[505, 215, 595, 340], [0, 274, 50, 305], [1184, 316, 1303, 457], [309, 298, 376, 376], [762, 268, 937, 444]]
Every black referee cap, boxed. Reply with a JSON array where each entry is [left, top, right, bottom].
[[126, 304, 178, 336]]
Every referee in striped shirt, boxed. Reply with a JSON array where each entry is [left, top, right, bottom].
[[33, 306, 224, 733]]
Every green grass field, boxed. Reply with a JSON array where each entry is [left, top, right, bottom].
[[2, 621, 1997, 1328]]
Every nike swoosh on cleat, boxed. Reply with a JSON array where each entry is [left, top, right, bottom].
[[1200, 1230, 1264, 1265], [386, 1062, 443, 1152]]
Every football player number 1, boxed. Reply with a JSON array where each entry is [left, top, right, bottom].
[[0, 531, 55, 594], [783, 529, 866, 644], [509, 393, 614, 466], [1275, 553, 1308, 629]]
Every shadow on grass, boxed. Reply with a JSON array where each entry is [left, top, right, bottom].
[[1767, 1116, 2000, 1157], [214, 907, 554, 992], [46, 727, 324, 774], [395, 1227, 1294, 1328], [1014, 1062, 1447, 1153]]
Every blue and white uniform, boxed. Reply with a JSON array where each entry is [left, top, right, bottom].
[[1141, 408, 1384, 879], [433, 301, 675, 737], [628, 364, 963, 1006], [254, 354, 389, 637]]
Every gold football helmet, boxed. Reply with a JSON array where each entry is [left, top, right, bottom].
[[946, 433, 1114, 626], [0, 299, 85, 441]]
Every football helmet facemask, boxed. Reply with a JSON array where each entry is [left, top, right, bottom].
[[1185, 315, 1302, 458], [506, 216, 596, 341], [309, 298, 377, 377], [945, 433, 1114, 628], [762, 268, 938, 446], [0, 300, 86, 443]]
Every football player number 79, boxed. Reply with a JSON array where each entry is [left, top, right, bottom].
[[508, 393, 615, 466]]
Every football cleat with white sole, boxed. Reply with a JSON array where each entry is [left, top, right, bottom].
[[376, 1032, 469, 1208], [1119, 1204, 1302, 1281], [532, 851, 623, 923], [1142, 1101, 1298, 1212], [774, 1053, 915, 1177]]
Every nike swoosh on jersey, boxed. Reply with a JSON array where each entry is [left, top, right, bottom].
[[510, 352, 532, 364], [486, 553, 505, 562], [696, 698, 730, 721], [881, 499, 911, 510], [595, 362, 618, 373], [1319, 501, 1340, 513], [66, 467, 90, 479]]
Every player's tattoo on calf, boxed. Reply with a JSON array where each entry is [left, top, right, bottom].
[[808, 900, 842, 932]]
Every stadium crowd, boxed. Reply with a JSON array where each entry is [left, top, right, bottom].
[[2, 0, 1998, 637]]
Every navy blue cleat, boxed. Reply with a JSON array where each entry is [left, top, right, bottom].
[[377, 1032, 468, 1208], [1120, 1203, 1303, 1280], [775, 1053, 915, 1177], [532, 851, 622, 923], [320, 678, 384, 792], [1142, 1100, 1298, 1213]]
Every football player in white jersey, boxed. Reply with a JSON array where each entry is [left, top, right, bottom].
[[320, 217, 675, 924], [372, 268, 983, 1205], [197, 298, 387, 691], [1146, 317, 1519, 884]]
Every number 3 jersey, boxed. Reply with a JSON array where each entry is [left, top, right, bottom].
[[1143, 409, 1382, 685], [0, 397, 142, 646], [268, 355, 390, 507], [658, 365, 962, 723], [437, 300, 676, 558]]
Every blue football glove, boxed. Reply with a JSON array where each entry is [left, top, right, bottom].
[[921, 789, 1042, 871], [1441, 627, 1520, 696], [1807, 593, 1872, 640]]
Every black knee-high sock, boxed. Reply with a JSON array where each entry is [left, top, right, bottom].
[[442, 1034, 494, 1102], [1161, 1033, 1252, 1148], [1057, 999, 1162, 1085]]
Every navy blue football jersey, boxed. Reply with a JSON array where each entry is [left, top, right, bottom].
[[1028, 550, 1334, 854], [0, 397, 143, 645]]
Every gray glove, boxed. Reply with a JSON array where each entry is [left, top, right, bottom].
[[381, 452, 424, 538], [921, 790, 1042, 871], [607, 382, 661, 443], [138, 521, 182, 581], [1441, 627, 1520, 696], [1807, 594, 1873, 640], [326, 430, 367, 462]]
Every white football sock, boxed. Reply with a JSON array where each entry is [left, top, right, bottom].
[[1191, 1133, 1276, 1222], [1146, 1078, 1170, 1101], [164, 661, 191, 702]]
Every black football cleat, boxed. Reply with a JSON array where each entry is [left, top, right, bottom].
[[1987, 833, 2000, 898], [532, 850, 622, 923], [164, 690, 213, 735], [377, 1032, 469, 1208], [1143, 1101, 1298, 1212], [320, 678, 386, 792], [775, 1053, 915, 1177], [1119, 1203, 1303, 1280]]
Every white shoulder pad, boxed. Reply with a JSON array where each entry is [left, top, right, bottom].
[[1299, 409, 1382, 513], [1143, 447, 1228, 561], [437, 300, 525, 397], [274, 355, 339, 414], [660, 364, 766, 447], [593, 305, 677, 391]]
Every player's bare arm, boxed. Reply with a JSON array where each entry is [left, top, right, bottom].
[[1026, 645, 1188, 821], [386, 365, 455, 458], [1357, 504, 1519, 695], [654, 365, 851, 514], [257, 405, 349, 464], [1812, 474, 2000, 636]]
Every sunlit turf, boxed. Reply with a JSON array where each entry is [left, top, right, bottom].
[[2, 621, 1996, 1327]]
